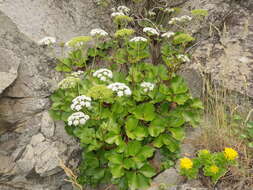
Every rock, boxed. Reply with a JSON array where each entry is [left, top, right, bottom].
[[0, 154, 15, 174], [30, 133, 45, 146], [34, 141, 60, 176], [16, 144, 35, 173], [41, 111, 55, 138], [182, 0, 253, 99], [0, 48, 20, 94], [148, 168, 183, 190], [0, 0, 101, 42]]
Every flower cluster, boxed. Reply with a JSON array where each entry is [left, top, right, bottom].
[[169, 15, 192, 24], [164, 8, 175, 13], [180, 157, 193, 169], [107, 82, 132, 97], [115, 28, 135, 38], [71, 95, 92, 111], [58, 77, 80, 89], [38, 36, 56, 46], [180, 148, 239, 182], [67, 112, 90, 126], [65, 36, 92, 47], [90, 28, 108, 37], [209, 165, 219, 174], [161, 31, 175, 39], [71, 70, 84, 77], [111, 5, 130, 18], [117, 6, 130, 14], [143, 27, 159, 36], [177, 54, 190, 62], [130, 36, 147, 42], [224, 147, 238, 160], [111, 12, 125, 17], [140, 82, 155, 92], [93, 68, 113, 82]]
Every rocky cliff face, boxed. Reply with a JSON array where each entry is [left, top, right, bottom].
[[0, 1, 102, 189], [0, 0, 252, 190]]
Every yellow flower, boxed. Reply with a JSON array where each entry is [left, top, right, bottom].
[[224, 148, 238, 160], [180, 157, 193, 169], [209, 165, 219, 174]]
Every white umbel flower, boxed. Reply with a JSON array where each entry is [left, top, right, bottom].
[[71, 71, 84, 77], [143, 27, 159, 36], [111, 12, 125, 17], [93, 68, 113, 82], [90, 28, 108, 37], [169, 15, 192, 24], [130, 36, 148, 42], [161, 31, 175, 38], [117, 5, 130, 14], [38, 36, 56, 46], [177, 54, 190, 62], [140, 82, 155, 92], [67, 112, 90, 126], [70, 95, 92, 111], [164, 8, 175, 13], [107, 82, 132, 97]]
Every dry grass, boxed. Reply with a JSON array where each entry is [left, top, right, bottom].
[[59, 159, 84, 190], [192, 77, 253, 189]]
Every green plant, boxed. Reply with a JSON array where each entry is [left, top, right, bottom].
[[50, 3, 205, 190], [231, 111, 253, 148], [180, 148, 238, 184]]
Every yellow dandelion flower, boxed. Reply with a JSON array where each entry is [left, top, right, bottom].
[[180, 157, 193, 169], [224, 148, 238, 160], [209, 165, 219, 174]]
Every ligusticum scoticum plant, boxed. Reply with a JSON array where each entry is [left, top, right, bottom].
[[49, 2, 206, 190]]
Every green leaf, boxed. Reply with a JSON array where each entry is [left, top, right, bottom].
[[105, 132, 122, 145], [124, 158, 136, 169], [126, 117, 139, 131], [182, 111, 200, 127], [110, 164, 125, 178], [108, 153, 123, 165], [157, 64, 169, 80], [248, 142, 253, 148], [115, 48, 128, 64], [132, 103, 156, 121], [190, 98, 204, 109], [247, 121, 253, 128], [173, 94, 190, 105], [153, 135, 164, 148], [167, 115, 185, 127], [153, 134, 180, 152], [148, 117, 167, 137], [132, 126, 148, 140], [127, 172, 150, 190], [126, 141, 142, 156], [169, 128, 185, 141], [170, 75, 188, 94], [137, 145, 155, 161], [139, 164, 156, 178]]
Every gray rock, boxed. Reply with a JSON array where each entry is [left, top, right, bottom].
[[30, 133, 45, 146], [34, 141, 60, 176], [148, 168, 183, 190], [41, 111, 55, 138], [0, 0, 100, 42], [183, 0, 253, 98], [0, 48, 20, 94], [16, 144, 35, 173]]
